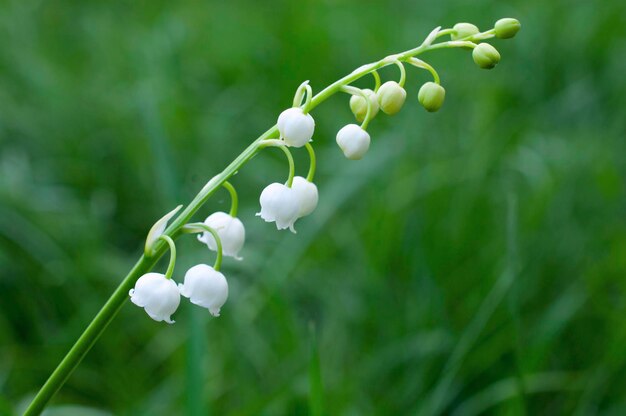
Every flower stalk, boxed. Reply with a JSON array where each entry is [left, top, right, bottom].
[[24, 20, 520, 416], [222, 181, 239, 217], [183, 223, 224, 271]]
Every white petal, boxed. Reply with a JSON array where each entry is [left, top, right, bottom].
[[277, 108, 315, 148], [291, 176, 319, 218], [180, 264, 229, 316], [129, 273, 180, 323], [336, 124, 371, 160], [200, 212, 246, 258]]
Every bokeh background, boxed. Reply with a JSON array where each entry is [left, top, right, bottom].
[[1, 0, 626, 415]]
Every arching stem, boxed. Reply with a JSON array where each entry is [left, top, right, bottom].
[[371, 70, 381, 92], [305, 143, 316, 182], [259, 139, 296, 187], [222, 181, 239, 217], [23, 23, 517, 416], [394, 60, 407, 87], [302, 84, 313, 113], [340, 85, 372, 130], [158, 235, 177, 279], [182, 223, 223, 271], [293, 80, 312, 109], [407, 58, 441, 84]]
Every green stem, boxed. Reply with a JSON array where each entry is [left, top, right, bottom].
[[305, 143, 316, 182], [259, 139, 296, 187], [159, 235, 177, 279], [24, 25, 506, 416], [371, 70, 381, 92], [23, 254, 161, 416], [437, 28, 456, 37], [292, 80, 309, 108], [394, 60, 407, 87], [340, 85, 372, 130], [302, 84, 313, 113], [222, 181, 239, 217], [183, 223, 223, 271], [407, 57, 441, 84]]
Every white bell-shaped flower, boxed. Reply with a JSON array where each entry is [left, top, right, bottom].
[[277, 107, 315, 148], [256, 182, 300, 232], [291, 176, 318, 218], [336, 124, 371, 160], [179, 264, 228, 317], [197, 212, 245, 260], [129, 273, 180, 324]]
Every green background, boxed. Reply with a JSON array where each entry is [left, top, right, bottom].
[[1, 0, 626, 414]]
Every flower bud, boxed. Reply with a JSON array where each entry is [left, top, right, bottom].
[[472, 43, 501, 69], [451, 22, 479, 40], [197, 212, 245, 260], [277, 108, 315, 148], [129, 273, 180, 323], [494, 18, 521, 39], [179, 264, 228, 317], [377, 81, 407, 115], [336, 124, 371, 160], [291, 176, 319, 218], [349, 89, 379, 123], [256, 182, 300, 232], [418, 82, 446, 112]]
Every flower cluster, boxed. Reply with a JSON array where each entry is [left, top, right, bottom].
[[129, 263, 229, 323], [129, 18, 521, 324], [131, 213, 238, 323]]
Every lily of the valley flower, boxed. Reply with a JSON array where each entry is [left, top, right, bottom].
[[336, 124, 371, 160], [197, 212, 245, 260], [291, 176, 318, 218], [129, 273, 180, 324], [256, 182, 300, 232], [179, 264, 228, 317], [277, 107, 315, 148]]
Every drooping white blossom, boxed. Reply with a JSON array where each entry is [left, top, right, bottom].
[[178, 264, 228, 317], [197, 212, 245, 260], [291, 176, 318, 218], [256, 182, 300, 232], [336, 124, 371, 160], [277, 107, 315, 148], [129, 273, 180, 324]]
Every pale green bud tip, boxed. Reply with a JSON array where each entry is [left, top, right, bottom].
[[472, 43, 501, 69], [377, 81, 407, 115], [418, 82, 446, 112], [451, 23, 479, 40], [494, 18, 521, 39], [349, 89, 379, 123]]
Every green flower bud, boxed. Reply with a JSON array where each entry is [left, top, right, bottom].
[[417, 82, 446, 112], [451, 23, 479, 40], [494, 18, 521, 39], [472, 43, 501, 69], [377, 81, 407, 115], [349, 89, 379, 123]]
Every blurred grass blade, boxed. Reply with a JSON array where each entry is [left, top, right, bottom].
[[308, 322, 324, 416], [418, 194, 520, 416], [451, 372, 585, 416]]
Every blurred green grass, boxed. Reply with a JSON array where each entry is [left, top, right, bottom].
[[1, 0, 626, 414]]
